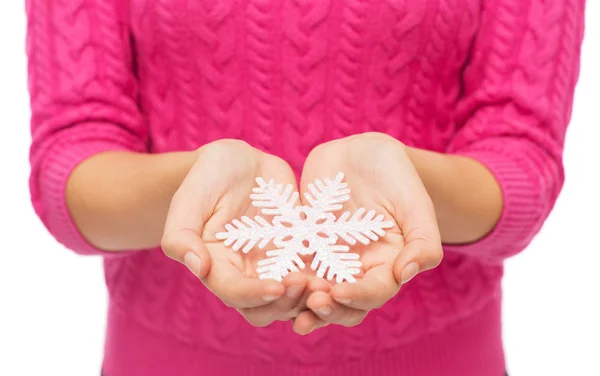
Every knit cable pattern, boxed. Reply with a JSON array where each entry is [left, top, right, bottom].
[[281, 0, 332, 172], [26, 1, 585, 374], [245, 0, 278, 151], [331, 0, 369, 139]]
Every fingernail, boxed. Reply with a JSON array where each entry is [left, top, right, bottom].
[[318, 306, 332, 316], [184, 252, 202, 277], [307, 324, 318, 334], [262, 295, 279, 302], [286, 285, 303, 298], [336, 298, 352, 305], [401, 262, 419, 284]]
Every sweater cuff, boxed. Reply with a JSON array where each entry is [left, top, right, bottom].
[[37, 140, 133, 257], [443, 142, 552, 262]]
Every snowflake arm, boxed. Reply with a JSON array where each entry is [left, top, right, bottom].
[[256, 245, 306, 282], [326, 208, 395, 246], [215, 216, 278, 253], [303, 172, 351, 213], [310, 243, 362, 283], [251, 178, 298, 217]]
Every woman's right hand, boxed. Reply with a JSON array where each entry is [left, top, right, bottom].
[[161, 139, 313, 327]]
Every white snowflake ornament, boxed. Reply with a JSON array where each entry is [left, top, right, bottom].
[[215, 173, 394, 283]]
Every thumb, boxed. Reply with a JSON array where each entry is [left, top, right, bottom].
[[161, 228, 211, 278], [393, 234, 443, 285], [161, 175, 213, 278], [392, 198, 443, 285]]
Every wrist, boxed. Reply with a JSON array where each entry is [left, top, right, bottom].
[[162, 150, 198, 196], [67, 150, 197, 251], [404, 147, 502, 244], [404, 147, 451, 205]]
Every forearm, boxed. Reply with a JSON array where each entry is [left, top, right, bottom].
[[406, 147, 503, 245], [66, 150, 196, 251]]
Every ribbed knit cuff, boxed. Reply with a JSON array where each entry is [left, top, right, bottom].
[[38, 140, 133, 257], [443, 139, 556, 262]]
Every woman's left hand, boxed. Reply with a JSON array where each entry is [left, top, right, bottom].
[[292, 133, 443, 334]]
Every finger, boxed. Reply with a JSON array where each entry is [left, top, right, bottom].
[[238, 273, 308, 324], [161, 228, 211, 278], [307, 276, 332, 293], [393, 228, 443, 285], [162, 170, 214, 277], [283, 272, 309, 299], [330, 263, 398, 311], [307, 291, 367, 327], [203, 260, 285, 309], [393, 199, 443, 285], [292, 310, 328, 335]]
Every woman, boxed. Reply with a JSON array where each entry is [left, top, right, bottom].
[[27, 0, 585, 375]]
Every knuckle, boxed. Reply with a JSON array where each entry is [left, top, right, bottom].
[[344, 314, 367, 327], [429, 245, 444, 268], [244, 313, 272, 327], [159, 234, 179, 258]]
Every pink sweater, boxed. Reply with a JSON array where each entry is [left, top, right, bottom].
[[27, 1, 585, 375]]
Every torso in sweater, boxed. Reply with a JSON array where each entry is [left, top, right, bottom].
[[110, 0, 502, 362], [27, 0, 584, 375]]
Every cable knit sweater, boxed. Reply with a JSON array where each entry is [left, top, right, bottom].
[[26, 1, 584, 375]]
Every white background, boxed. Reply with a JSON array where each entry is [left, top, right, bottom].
[[0, 2, 599, 376]]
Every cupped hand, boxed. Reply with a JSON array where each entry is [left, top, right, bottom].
[[161, 139, 314, 327], [292, 133, 443, 334]]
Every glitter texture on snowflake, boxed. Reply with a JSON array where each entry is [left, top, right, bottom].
[[215, 173, 394, 283]]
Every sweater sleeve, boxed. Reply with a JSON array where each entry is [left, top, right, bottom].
[[27, 0, 148, 256], [443, 0, 585, 262]]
